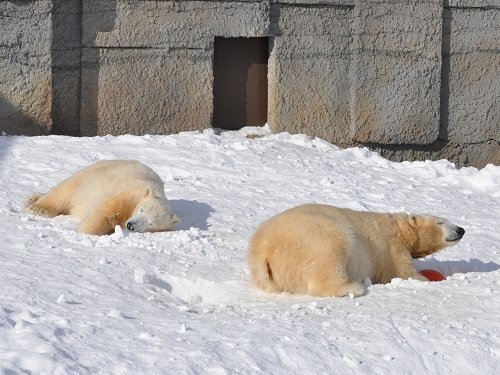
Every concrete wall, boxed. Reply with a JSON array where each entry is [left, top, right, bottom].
[[367, 0, 500, 166], [0, 0, 52, 135], [351, 0, 442, 145], [51, 0, 81, 135], [447, 2, 500, 166], [0, 0, 498, 167], [269, 2, 352, 144], [80, 0, 269, 136]]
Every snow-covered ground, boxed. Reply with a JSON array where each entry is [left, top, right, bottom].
[[0, 126, 499, 374]]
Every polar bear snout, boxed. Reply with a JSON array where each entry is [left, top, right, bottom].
[[446, 225, 465, 242], [126, 221, 136, 231]]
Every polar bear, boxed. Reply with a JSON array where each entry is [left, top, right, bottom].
[[25, 160, 180, 235], [248, 204, 465, 297]]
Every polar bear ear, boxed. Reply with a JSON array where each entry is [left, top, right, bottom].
[[144, 186, 153, 197], [409, 214, 418, 226], [171, 213, 181, 225]]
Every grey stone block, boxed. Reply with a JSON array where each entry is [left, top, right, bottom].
[[270, 0, 354, 5], [0, 0, 52, 135], [448, 8, 500, 143], [448, 1, 500, 7], [269, 5, 352, 144], [52, 0, 82, 14], [462, 141, 500, 167], [82, 0, 270, 49], [80, 47, 213, 136], [52, 12, 81, 50], [52, 68, 81, 136], [271, 1, 352, 36], [351, 0, 442, 144], [370, 139, 500, 169], [51, 0, 82, 135]]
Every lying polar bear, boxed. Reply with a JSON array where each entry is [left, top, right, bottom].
[[25, 160, 179, 235], [248, 204, 464, 297]]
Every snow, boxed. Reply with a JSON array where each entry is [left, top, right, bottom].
[[0, 126, 499, 374]]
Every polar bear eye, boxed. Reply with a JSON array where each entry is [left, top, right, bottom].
[[436, 221, 444, 225], [140, 208, 144, 213]]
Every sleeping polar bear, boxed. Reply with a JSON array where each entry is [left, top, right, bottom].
[[248, 204, 465, 297], [25, 160, 179, 235]]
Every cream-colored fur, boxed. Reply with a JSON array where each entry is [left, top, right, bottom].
[[248, 204, 464, 297], [25, 160, 179, 235]]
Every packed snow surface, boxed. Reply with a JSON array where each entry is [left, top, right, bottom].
[[0, 126, 499, 374]]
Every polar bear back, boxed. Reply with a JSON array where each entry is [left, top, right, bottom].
[[64, 160, 165, 219]]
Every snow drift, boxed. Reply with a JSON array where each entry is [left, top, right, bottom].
[[0, 127, 498, 374]]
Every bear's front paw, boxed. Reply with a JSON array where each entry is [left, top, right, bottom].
[[409, 272, 430, 282], [340, 281, 366, 298]]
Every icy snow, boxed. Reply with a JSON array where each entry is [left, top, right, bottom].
[[0, 126, 499, 374]]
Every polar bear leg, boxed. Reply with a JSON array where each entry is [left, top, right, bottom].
[[400, 270, 429, 282], [78, 209, 116, 235], [393, 252, 429, 281], [25, 192, 65, 218], [25, 193, 44, 207], [307, 275, 365, 298]]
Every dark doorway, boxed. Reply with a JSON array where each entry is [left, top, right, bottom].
[[213, 37, 268, 130]]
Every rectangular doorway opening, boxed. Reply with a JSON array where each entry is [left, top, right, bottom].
[[213, 37, 269, 130]]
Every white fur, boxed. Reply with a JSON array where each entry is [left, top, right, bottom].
[[25, 160, 179, 235], [248, 204, 464, 297]]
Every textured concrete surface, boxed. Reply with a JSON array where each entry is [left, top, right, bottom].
[[80, 47, 213, 136], [0, 0, 52, 135], [447, 7, 500, 144], [51, 0, 81, 135], [268, 4, 352, 144], [351, 0, 443, 144], [448, 1, 500, 7], [80, 0, 269, 136], [369, 139, 500, 168], [82, 0, 270, 49], [270, 0, 354, 6]]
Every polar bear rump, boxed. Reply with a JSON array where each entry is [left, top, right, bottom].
[[248, 204, 464, 297], [25, 160, 179, 235]]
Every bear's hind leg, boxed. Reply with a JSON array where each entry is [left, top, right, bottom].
[[305, 235, 365, 297], [307, 275, 365, 298], [25, 193, 64, 218], [25, 193, 44, 207]]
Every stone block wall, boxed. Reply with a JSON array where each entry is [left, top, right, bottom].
[[80, 47, 213, 135], [350, 0, 442, 145], [0, 0, 52, 135], [268, 2, 353, 144], [0, 0, 498, 167], [79, 0, 270, 136], [52, 0, 81, 135], [447, 2, 500, 166], [368, 0, 500, 166]]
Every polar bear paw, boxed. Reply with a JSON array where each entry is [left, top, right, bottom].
[[25, 193, 44, 208]]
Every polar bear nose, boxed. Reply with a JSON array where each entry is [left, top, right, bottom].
[[456, 226, 465, 238], [126, 222, 135, 231]]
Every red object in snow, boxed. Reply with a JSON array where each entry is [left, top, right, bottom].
[[419, 269, 446, 282]]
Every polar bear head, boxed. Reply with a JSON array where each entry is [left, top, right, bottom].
[[403, 214, 465, 258], [126, 194, 180, 233]]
